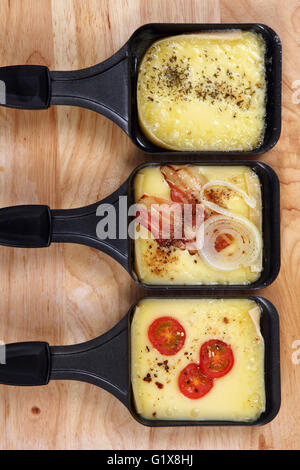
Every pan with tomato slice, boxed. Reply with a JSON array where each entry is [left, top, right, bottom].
[[0, 295, 280, 427], [200, 339, 234, 379], [148, 316, 186, 355]]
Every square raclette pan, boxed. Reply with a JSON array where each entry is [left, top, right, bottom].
[[0, 160, 280, 291], [0, 294, 280, 427], [0, 23, 281, 157]]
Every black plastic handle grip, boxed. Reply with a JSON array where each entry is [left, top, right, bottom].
[[0, 44, 129, 132], [50, 313, 129, 405], [0, 315, 129, 403], [0, 180, 130, 271], [0, 342, 50, 386], [0, 66, 51, 109], [0, 205, 52, 248]]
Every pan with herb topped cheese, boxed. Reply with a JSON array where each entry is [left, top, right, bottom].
[[137, 31, 266, 151], [134, 164, 262, 285], [131, 298, 266, 422]]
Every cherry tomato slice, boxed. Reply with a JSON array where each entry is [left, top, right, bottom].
[[200, 339, 234, 378], [148, 316, 186, 356], [178, 363, 213, 399], [214, 233, 234, 252]]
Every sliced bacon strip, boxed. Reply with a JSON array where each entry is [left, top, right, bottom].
[[136, 195, 196, 249], [170, 187, 186, 204], [160, 165, 234, 252], [160, 165, 203, 205], [136, 195, 181, 243], [161, 165, 211, 222], [136, 166, 235, 254], [136, 201, 161, 239]]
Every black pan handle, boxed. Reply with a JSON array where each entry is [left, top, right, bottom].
[[50, 314, 129, 405], [0, 205, 52, 248], [0, 65, 51, 109], [0, 180, 130, 270], [0, 315, 129, 405], [0, 342, 50, 386], [0, 44, 129, 132]]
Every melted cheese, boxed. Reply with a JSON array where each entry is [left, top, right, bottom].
[[134, 165, 262, 285], [137, 31, 266, 151], [131, 298, 265, 422]]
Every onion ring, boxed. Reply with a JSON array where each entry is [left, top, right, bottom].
[[196, 213, 262, 271], [200, 180, 257, 217]]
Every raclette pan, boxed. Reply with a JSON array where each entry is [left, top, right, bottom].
[[0, 23, 281, 156], [0, 160, 280, 290], [0, 294, 280, 427]]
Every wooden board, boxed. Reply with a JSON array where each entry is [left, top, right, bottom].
[[0, 0, 299, 450]]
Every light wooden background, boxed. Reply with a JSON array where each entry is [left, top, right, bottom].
[[0, 0, 299, 450]]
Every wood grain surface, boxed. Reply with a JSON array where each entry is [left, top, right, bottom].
[[0, 0, 299, 450]]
